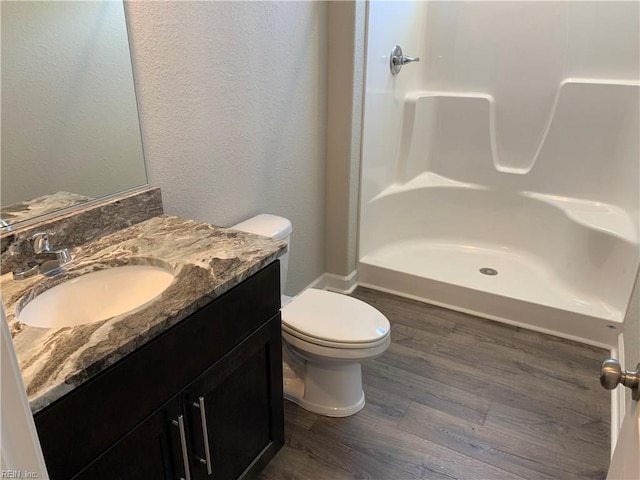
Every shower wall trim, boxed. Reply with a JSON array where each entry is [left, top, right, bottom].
[[357, 271, 617, 350]]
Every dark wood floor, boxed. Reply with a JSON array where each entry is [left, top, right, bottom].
[[259, 287, 611, 480]]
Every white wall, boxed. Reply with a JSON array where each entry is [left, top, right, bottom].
[[1, 1, 146, 206], [0, 306, 48, 477], [623, 269, 640, 404], [126, 1, 328, 295]]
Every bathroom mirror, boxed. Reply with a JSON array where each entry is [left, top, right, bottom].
[[0, 1, 147, 228]]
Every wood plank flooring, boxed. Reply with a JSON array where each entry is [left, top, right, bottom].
[[259, 287, 611, 480]]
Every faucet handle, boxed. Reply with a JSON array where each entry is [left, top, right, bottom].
[[29, 232, 55, 254]]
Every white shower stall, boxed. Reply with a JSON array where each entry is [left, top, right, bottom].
[[357, 1, 640, 347]]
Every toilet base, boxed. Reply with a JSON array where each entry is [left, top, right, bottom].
[[283, 361, 366, 417]]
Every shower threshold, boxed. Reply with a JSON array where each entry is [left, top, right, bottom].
[[358, 241, 621, 348]]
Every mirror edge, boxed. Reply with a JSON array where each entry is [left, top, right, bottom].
[[0, 185, 154, 235]]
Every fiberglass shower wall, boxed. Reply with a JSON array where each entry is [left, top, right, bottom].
[[358, 1, 639, 345], [360, 0, 639, 213]]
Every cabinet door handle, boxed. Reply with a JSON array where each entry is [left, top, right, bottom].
[[172, 415, 192, 480], [193, 396, 213, 475]]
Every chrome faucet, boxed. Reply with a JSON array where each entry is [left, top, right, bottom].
[[31, 232, 72, 275], [12, 232, 72, 279]]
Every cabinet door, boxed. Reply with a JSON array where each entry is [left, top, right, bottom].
[[72, 394, 189, 480], [184, 314, 284, 480]]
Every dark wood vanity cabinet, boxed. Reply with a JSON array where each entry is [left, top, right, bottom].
[[71, 394, 186, 480], [183, 319, 281, 480], [34, 261, 284, 480]]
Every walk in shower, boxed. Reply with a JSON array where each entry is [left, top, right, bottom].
[[357, 1, 639, 347]]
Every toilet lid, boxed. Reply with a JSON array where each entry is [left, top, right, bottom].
[[281, 289, 390, 344]]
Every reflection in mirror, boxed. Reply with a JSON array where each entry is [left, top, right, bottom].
[[1, 1, 147, 228]]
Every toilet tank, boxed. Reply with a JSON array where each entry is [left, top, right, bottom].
[[231, 214, 292, 295]]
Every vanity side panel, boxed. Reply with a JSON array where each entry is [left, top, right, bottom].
[[34, 260, 280, 480]]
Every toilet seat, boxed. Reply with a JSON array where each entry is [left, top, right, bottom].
[[281, 289, 390, 348], [283, 328, 391, 361], [282, 323, 390, 349]]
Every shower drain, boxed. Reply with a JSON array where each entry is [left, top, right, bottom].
[[479, 267, 498, 276]]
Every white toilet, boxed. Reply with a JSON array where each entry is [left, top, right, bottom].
[[232, 214, 391, 417]]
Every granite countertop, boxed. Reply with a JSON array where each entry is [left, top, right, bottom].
[[0, 214, 286, 414], [1, 191, 93, 227]]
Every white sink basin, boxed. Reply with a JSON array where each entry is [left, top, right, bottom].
[[17, 265, 175, 328]]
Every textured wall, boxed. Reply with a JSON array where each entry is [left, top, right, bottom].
[[1, 1, 146, 206], [126, 1, 328, 295], [325, 1, 365, 279]]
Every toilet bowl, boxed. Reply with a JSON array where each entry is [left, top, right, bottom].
[[232, 214, 391, 417]]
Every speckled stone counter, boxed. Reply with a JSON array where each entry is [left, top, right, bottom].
[[0, 214, 286, 414]]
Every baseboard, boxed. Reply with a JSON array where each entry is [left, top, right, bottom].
[[292, 270, 359, 297], [324, 270, 358, 294], [303, 273, 327, 292]]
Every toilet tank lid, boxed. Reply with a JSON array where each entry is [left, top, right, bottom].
[[231, 214, 292, 241]]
